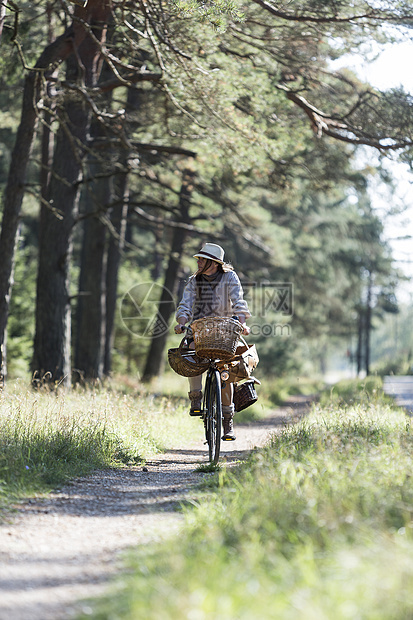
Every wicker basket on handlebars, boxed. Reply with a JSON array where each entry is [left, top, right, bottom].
[[191, 316, 243, 360], [168, 340, 210, 377]]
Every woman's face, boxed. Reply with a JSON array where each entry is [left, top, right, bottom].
[[197, 257, 218, 274]]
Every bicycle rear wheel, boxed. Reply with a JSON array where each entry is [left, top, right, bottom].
[[205, 369, 222, 464]]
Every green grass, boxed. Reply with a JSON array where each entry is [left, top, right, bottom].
[[194, 461, 221, 473], [79, 401, 413, 619], [0, 380, 200, 507], [265, 375, 323, 406], [319, 375, 391, 407]]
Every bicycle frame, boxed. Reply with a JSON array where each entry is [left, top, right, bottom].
[[203, 361, 223, 464]]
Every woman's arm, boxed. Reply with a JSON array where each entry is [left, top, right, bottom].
[[227, 272, 251, 320], [175, 276, 196, 331], [226, 272, 251, 334]]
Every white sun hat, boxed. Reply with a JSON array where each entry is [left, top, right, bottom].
[[193, 243, 225, 264]]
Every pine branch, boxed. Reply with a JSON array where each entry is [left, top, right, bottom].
[[251, 0, 413, 24], [281, 86, 413, 150]]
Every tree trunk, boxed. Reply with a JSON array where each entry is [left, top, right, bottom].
[[0, 70, 44, 383], [74, 61, 113, 382], [104, 170, 129, 375], [0, 1, 110, 383], [0, 1, 7, 46], [142, 169, 194, 382], [103, 84, 144, 375], [32, 83, 88, 384], [356, 307, 363, 377], [365, 271, 372, 376], [31, 4, 111, 386], [74, 177, 110, 382]]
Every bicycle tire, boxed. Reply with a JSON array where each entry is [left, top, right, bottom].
[[205, 369, 222, 464]]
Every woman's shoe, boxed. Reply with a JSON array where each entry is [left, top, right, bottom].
[[222, 413, 236, 440], [188, 390, 202, 416]]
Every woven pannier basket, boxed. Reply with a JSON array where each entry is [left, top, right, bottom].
[[234, 379, 259, 412], [191, 316, 243, 361], [168, 342, 210, 377]]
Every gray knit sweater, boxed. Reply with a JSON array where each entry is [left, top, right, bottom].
[[176, 270, 251, 324]]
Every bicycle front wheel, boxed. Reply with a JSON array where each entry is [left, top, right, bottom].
[[205, 369, 222, 464]]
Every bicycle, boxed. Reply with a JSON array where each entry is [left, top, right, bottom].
[[174, 317, 243, 464], [176, 329, 229, 464]]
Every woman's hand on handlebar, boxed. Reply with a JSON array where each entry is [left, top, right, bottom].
[[174, 323, 186, 334], [233, 315, 250, 336]]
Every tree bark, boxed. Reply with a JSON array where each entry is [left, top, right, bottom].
[[32, 3, 111, 385], [32, 81, 89, 384], [0, 30, 74, 382], [74, 60, 113, 382], [103, 84, 145, 375], [365, 271, 372, 376], [104, 170, 129, 375], [74, 176, 110, 382], [0, 0, 110, 383], [356, 307, 363, 377], [142, 168, 194, 382], [0, 0, 7, 46]]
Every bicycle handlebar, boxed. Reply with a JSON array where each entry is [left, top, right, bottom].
[[175, 316, 248, 336]]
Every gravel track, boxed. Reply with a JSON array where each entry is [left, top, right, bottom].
[[0, 398, 310, 620]]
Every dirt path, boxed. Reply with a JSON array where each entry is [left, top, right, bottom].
[[0, 399, 310, 620]]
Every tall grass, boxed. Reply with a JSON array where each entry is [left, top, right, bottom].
[[81, 401, 413, 619], [0, 380, 199, 506], [319, 375, 389, 407]]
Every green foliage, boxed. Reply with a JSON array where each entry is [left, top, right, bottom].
[[319, 376, 394, 408], [172, 0, 245, 30], [195, 461, 221, 473], [264, 375, 323, 406], [370, 302, 413, 375], [7, 237, 37, 378], [374, 355, 413, 377], [0, 0, 412, 384], [111, 261, 165, 377], [79, 402, 413, 619]]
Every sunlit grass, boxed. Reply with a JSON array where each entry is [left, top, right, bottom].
[[0, 380, 201, 507], [319, 375, 392, 407], [80, 401, 413, 619]]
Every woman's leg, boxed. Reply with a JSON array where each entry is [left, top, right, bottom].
[[222, 381, 235, 440], [189, 375, 202, 392], [221, 381, 233, 407], [188, 374, 203, 415]]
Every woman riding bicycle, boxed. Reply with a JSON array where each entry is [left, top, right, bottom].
[[174, 243, 250, 441]]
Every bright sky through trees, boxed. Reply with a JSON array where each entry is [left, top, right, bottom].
[[356, 42, 413, 93], [339, 39, 413, 299]]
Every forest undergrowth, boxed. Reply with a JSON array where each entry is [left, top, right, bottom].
[[0, 371, 282, 508], [0, 378, 199, 508]]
